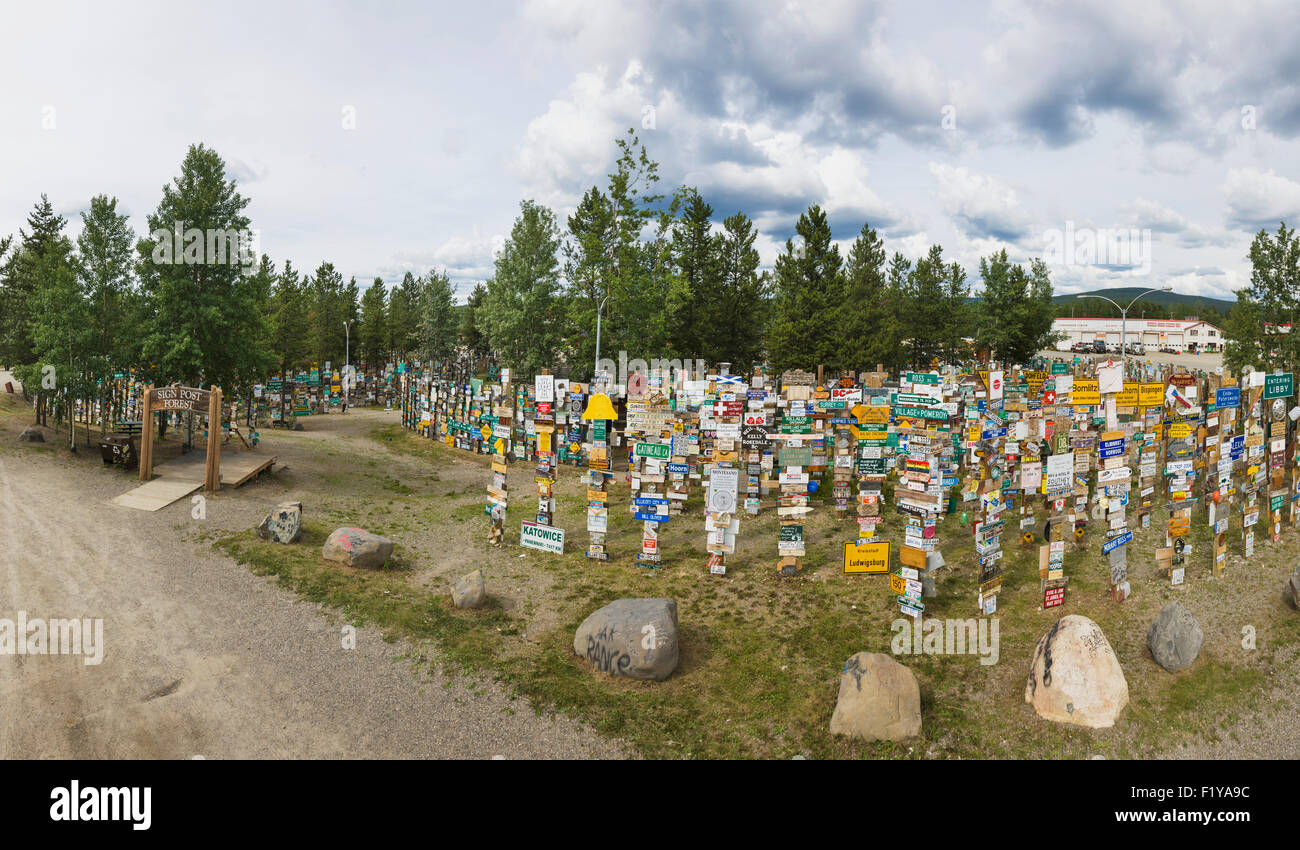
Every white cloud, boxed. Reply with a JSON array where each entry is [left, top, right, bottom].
[[1223, 167, 1300, 230], [928, 162, 1031, 242]]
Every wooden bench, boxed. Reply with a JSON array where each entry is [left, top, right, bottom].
[[114, 420, 144, 436]]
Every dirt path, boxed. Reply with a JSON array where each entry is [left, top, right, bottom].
[[0, 408, 628, 759]]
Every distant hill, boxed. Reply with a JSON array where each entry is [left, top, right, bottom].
[[1051, 287, 1235, 314]]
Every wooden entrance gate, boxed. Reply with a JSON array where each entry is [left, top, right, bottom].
[[138, 384, 223, 491]]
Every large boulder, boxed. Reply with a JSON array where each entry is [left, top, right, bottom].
[[573, 598, 678, 681], [1285, 568, 1300, 611], [829, 652, 921, 742], [1025, 614, 1129, 728], [1146, 601, 1203, 671], [452, 569, 486, 609], [322, 527, 394, 569], [18, 427, 44, 443], [257, 502, 303, 544]]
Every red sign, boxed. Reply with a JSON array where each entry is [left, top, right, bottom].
[[537, 402, 553, 415], [718, 401, 744, 417], [1043, 390, 1056, 404], [1044, 586, 1066, 608], [743, 413, 766, 426]]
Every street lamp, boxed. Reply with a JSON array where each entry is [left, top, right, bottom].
[[342, 320, 351, 412], [1077, 287, 1173, 365], [593, 294, 611, 384]]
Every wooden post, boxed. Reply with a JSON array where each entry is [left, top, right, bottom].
[[205, 385, 223, 491], [139, 384, 153, 481]]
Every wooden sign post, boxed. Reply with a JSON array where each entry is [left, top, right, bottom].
[[139, 384, 221, 490]]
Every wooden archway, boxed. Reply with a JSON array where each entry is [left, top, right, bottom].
[[139, 384, 223, 491]]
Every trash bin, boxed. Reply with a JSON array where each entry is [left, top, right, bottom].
[[98, 434, 138, 470]]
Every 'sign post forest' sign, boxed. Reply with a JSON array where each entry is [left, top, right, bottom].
[[520, 521, 565, 554], [151, 386, 211, 412]]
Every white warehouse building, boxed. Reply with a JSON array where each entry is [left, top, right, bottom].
[[1052, 317, 1224, 352]]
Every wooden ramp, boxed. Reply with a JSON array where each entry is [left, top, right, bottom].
[[111, 450, 276, 512]]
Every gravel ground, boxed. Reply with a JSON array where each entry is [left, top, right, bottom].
[[0, 408, 631, 760]]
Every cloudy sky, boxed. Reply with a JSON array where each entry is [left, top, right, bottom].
[[4, 0, 1299, 301]]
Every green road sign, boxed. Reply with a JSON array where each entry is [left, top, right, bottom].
[[905, 372, 939, 385], [892, 405, 948, 421], [1263, 373, 1294, 400], [634, 442, 671, 460]]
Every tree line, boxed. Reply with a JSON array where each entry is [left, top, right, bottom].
[[0, 144, 461, 425], [0, 133, 1064, 422]]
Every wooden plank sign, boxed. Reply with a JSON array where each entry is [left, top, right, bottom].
[[151, 386, 211, 412]]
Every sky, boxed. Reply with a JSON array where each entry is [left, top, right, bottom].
[[3, 0, 1299, 303]]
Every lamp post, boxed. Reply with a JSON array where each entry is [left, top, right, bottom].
[[1077, 287, 1173, 366], [593, 294, 611, 384]]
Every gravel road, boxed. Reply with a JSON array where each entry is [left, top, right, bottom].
[[0, 420, 629, 759]]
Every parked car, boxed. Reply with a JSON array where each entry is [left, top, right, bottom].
[[1070, 341, 1092, 353], [1091, 340, 1108, 353]]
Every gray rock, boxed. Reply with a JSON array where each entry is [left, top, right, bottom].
[[18, 427, 44, 443], [1146, 601, 1203, 672], [321, 527, 394, 569], [452, 569, 487, 609], [1285, 568, 1300, 611], [257, 502, 303, 544], [829, 652, 921, 741], [573, 598, 678, 681]]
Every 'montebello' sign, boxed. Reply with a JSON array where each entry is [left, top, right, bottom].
[[520, 521, 565, 554]]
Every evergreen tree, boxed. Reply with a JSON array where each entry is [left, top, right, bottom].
[[387, 272, 422, 357], [420, 270, 457, 370], [480, 201, 563, 377], [765, 204, 844, 375], [75, 195, 137, 430], [307, 261, 345, 368], [137, 144, 273, 389], [711, 210, 767, 372], [269, 260, 309, 374], [667, 187, 719, 359], [838, 221, 896, 373], [460, 281, 487, 357], [973, 250, 1055, 364], [359, 277, 389, 364], [1, 195, 74, 368]]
